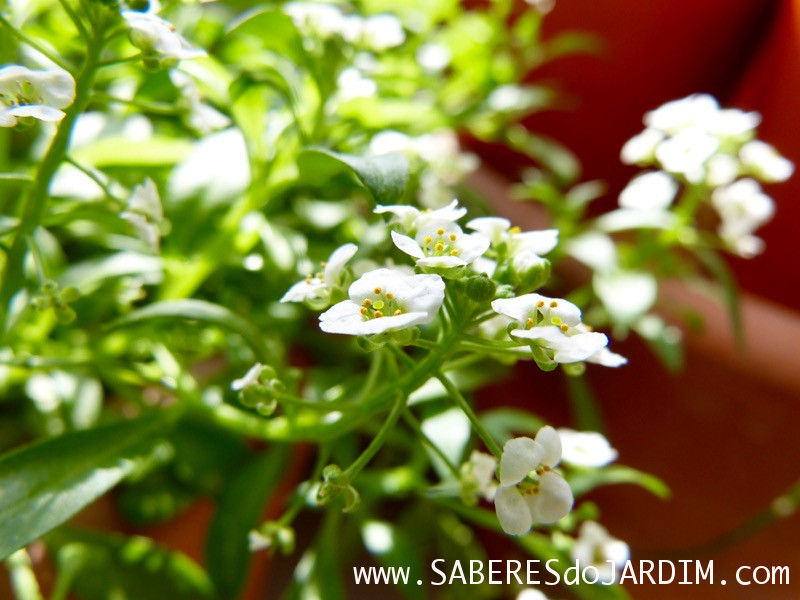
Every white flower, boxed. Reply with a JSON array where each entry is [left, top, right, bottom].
[[557, 429, 618, 468], [360, 15, 405, 51], [281, 243, 358, 307], [319, 268, 444, 335], [570, 521, 630, 584], [494, 428, 573, 535], [122, 11, 206, 63], [705, 154, 740, 187], [644, 94, 720, 134], [0, 65, 75, 127], [620, 128, 664, 165], [374, 199, 467, 234], [491, 294, 616, 365], [248, 529, 272, 552], [121, 178, 163, 252], [232, 363, 266, 391], [739, 140, 794, 183], [654, 127, 719, 182], [593, 270, 657, 325], [336, 67, 377, 101], [391, 220, 489, 269], [618, 171, 678, 211], [170, 70, 230, 134], [285, 3, 348, 40], [567, 232, 618, 274], [462, 450, 497, 502], [416, 43, 451, 73], [711, 179, 775, 258], [466, 217, 558, 257]]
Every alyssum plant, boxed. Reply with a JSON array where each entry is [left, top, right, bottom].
[[0, 0, 792, 599]]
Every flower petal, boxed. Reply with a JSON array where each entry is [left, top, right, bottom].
[[499, 437, 543, 485], [323, 243, 358, 283], [494, 485, 533, 536], [534, 426, 562, 468], [391, 230, 425, 259], [526, 471, 573, 524]]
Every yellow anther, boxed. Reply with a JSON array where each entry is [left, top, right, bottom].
[[394, 309, 402, 316], [363, 298, 372, 307], [550, 301, 558, 308], [435, 242, 445, 252], [360, 307, 368, 315], [436, 228, 445, 235], [536, 301, 545, 308], [449, 233, 457, 241], [373, 300, 385, 310], [509, 226, 521, 234], [584, 324, 593, 332], [374, 311, 383, 318], [560, 324, 569, 332], [320, 261, 327, 268], [385, 292, 394, 300], [526, 318, 534, 328], [374, 287, 382, 294], [423, 235, 433, 244], [450, 249, 459, 256]]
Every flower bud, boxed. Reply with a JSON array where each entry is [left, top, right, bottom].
[[562, 362, 587, 377], [54, 303, 77, 324], [59, 286, 80, 303], [511, 253, 551, 292], [465, 273, 497, 303]]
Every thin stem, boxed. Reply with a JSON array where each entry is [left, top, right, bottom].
[[92, 92, 182, 115], [57, 0, 90, 42], [461, 332, 526, 348], [436, 370, 502, 458], [356, 348, 384, 404], [343, 392, 406, 480], [403, 410, 460, 478], [0, 173, 33, 184], [386, 343, 415, 370], [98, 53, 144, 67], [64, 156, 123, 204], [0, 16, 73, 73], [273, 391, 356, 412], [24, 235, 47, 285], [458, 341, 529, 357]]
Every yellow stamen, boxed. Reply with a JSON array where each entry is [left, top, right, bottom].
[[436, 228, 445, 235], [363, 298, 372, 307], [449, 233, 457, 241], [509, 226, 521, 234], [450, 249, 459, 256], [536, 301, 545, 308], [374, 287, 382, 294], [360, 307, 368, 315], [423, 235, 433, 244], [526, 318, 534, 328], [550, 301, 558, 308], [385, 292, 394, 300], [435, 242, 445, 252], [374, 311, 383, 318], [394, 309, 402, 316], [560, 324, 569, 332]]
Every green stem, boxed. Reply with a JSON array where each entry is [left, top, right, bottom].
[[4, 549, 44, 600], [343, 392, 406, 480], [64, 156, 123, 203], [57, 0, 90, 42], [356, 348, 384, 404], [436, 370, 502, 458], [92, 91, 182, 115], [458, 341, 529, 357], [0, 16, 74, 72], [0, 24, 103, 338], [24, 235, 47, 285]]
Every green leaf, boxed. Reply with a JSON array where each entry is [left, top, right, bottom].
[[0, 412, 173, 560], [298, 147, 409, 205], [569, 465, 671, 499], [206, 444, 291, 599], [507, 125, 581, 185], [47, 528, 213, 600], [106, 299, 271, 362], [225, 8, 308, 67], [693, 247, 743, 346]]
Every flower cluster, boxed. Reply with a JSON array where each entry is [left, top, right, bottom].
[[0, 65, 75, 127], [620, 94, 793, 257], [285, 3, 405, 52]]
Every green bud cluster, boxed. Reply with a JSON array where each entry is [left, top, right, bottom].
[[316, 464, 360, 513], [30, 280, 80, 324]]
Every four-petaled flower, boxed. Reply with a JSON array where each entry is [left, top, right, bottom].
[[374, 199, 467, 235], [390, 220, 489, 269], [122, 11, 206, 66], [466, 217, 558, 259], [0, 65, 75, 127], [319, 268, 444, 335], [491, 294, 625, 366], [494, 427, 573, 535], [281, 243, 358, 308]]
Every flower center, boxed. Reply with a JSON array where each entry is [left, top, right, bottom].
[[0, 80, 41, 108], [359, 288, 404, 320], [420, 228, 460, 257], [304, 260, 328, 284]]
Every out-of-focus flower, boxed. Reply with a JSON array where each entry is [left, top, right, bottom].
[[319, 268, 444, 335], [0, 65, 74, 127], [461, 450, 497, 503], [121, 178, 163, 252], [494, 428, 573, 535], [739, 140, 794, 183], [570, 521, 630, 584], [618, 171, 678, 211], [557, 429, 618, 467], [711, 178, 775, 258]]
